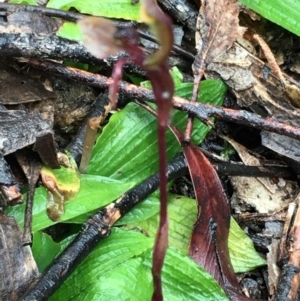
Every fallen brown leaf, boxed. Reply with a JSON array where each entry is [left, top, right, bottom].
[[192, 0, 245, 101]]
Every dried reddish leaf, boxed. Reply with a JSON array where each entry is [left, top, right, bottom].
[[192, 0, 246, 101], [169, 126, 258, 301]]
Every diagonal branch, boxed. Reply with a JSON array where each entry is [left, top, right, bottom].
[[25, 59, 300, 141]]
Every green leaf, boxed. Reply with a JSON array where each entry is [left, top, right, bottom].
[[238, 0, 300, 37], [50, 228, 228, 301], [86, 79, 226, 183], [49, 228, 154, 301], [229, 218, 267, 273], [64, 60, 89, 71], [5, 175, 134, 232], [57, 22, 83, 41], [129, 194, 196, 254], [8, 0, 37, 4], [142, 66, 184, 88], [47, 0, 142, 21], [143, 247, 229, 301], [170, 66, 184, 86], [127, 194, 266, 272], [32, 231, 61, 272], [116, 196, 160, 225]]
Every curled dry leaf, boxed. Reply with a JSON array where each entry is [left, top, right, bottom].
[[41, 153, 80, 221]]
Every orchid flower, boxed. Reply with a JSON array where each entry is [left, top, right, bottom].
[[78, 1, 174, 299]]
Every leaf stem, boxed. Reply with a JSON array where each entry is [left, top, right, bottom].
[[152, 121, 168, 301]]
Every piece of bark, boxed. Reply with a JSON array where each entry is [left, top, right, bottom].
[[3, 10, 60, 34], [267, 239, 281, 297], [158, 0, 198, 32], [275, 196, 300, 301], [0, 109, 58, 168], [66, 93, 111, 164], [52, 77, 97, 134], [278, 203, 297, 266], [0, 184, 22, 205], [0, 212, 39, 301], [0, 62, 55, 105], [0, 153, 17, 186], [14, 149, 42, 244]]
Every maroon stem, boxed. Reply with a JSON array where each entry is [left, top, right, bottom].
[[184, 70, 204, 143], [152, 121, 169, 301]]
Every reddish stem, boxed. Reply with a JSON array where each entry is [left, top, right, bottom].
[[152, 120, 169, 301], [184, 70, 204, 143]]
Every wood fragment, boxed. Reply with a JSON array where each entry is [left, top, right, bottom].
[[66, 93, 111, 164], [0, 213, 39, 301], [158, 0, 198, 32], [0, 184, 22, 205], [79, 117, 102, 174], [14, 149, 42, 245], [278, 202, 297, 266], [253, 34, 285, 83], [275, 195, 300, 301]]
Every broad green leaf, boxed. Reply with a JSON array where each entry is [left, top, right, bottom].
[[5, 175, 134, 232], [141, 66, 184, 88], [117, 196, 160, 225], [238, 0, 300, 36], [47, 0, 142, 21], [57, 22, 82, 41], [32, 231, 61, 272], [229, 218, 266, 273], [86, 79, 226, 183], [8, 0, 37, 4], [50, 228, 228, 301], [127, 194, 266, 272], [83, 258, 152, 301], [170, 66, 184, 86], [129, 194, 196, 253], [49, 228, 153, 301], [142, 247, 229, 301]]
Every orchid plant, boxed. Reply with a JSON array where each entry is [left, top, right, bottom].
[[78, 1, 174, 299]]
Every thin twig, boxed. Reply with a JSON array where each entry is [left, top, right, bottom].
[[25, 59, 300, 141]]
